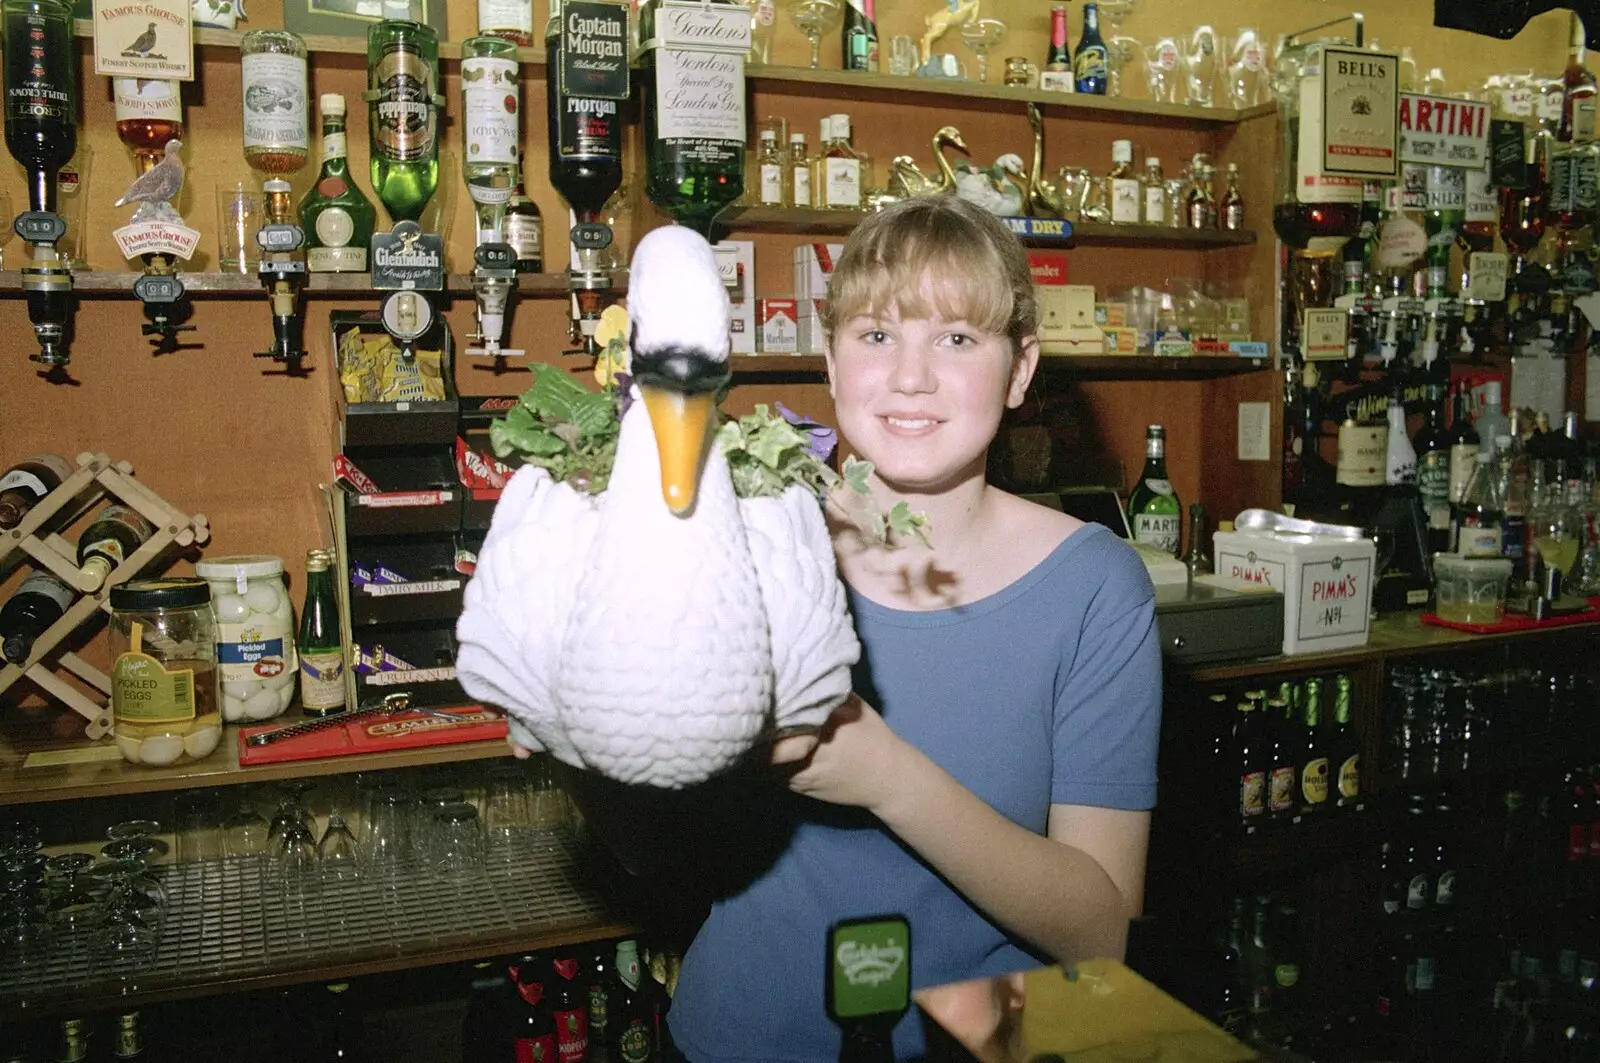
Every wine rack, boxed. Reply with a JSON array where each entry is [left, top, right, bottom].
[[0, 454, 210, 737]]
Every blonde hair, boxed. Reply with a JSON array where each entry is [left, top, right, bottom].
[[821, 195, 1039, 351]]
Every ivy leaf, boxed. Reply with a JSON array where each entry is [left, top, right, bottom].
[[887, 502, 933, 549], [714, 419, 745, 455], [843, 456, 874, 495], [746, 417, 808, 469], [490, 404, 553, 459]]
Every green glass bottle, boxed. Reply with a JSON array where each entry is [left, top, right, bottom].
[[367, 18, 440, 223], [1330, 674, 1361, 810], [1423, 164, 1465, 297], [640, 0, 749, 236], [301, 94, 378, 272], [1298, 677, 1329, 816], [297, 548, 346, 718], [1128, 424, 1182, 556]]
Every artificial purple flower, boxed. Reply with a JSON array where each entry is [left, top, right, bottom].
[[776, 402, 838, 461], [614, 372, 634, 420]]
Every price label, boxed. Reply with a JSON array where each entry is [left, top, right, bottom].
[[1303, 308, 1351, 361], [133, 274, 183, 304], [15, 211, 66, 244], [474, 243, 516, 271], [570, 222, 614, 250], [257, 224, 304, 253], [1467, 252, 1509, 302]]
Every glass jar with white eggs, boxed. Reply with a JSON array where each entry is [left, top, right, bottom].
[[193, 555, 299, 724], [109, 578, 223, 766]]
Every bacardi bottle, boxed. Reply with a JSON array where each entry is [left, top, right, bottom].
[[368, 19, 441, 223], [300, 94, 377, 272], [1127, 425, 1182, 556], [641, 0, 750, 235], [461, 35, 521, 244]]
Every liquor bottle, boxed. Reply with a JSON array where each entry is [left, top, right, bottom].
[[1242, 896, 1276, 1023], [1211, 898, 1248, 1035], [300, 95, 378, 273], [514, 958, 560, 1063], [1335, 415, 1388, 508], [461, 35, 521, 244], [842, 0, 877, 72], [75, 505, 154, 587], [1447, 382, 1482, 505], [0, 570, 73, 664], [1044, 5, 1071, 73], [368, 19, 441, 223], [821, 115, 863, 211], [461, 960, 517, 1063], [113, 79, 183, 174], [1414, 383, 1453, 552], [1072, 2, 1108, 95], [1108, 140, 1139, 224], [1265, 696, 1298, 823], [585, 946, 612, 1049], [1431, 793, 1458, 911], [479, 0, 533, 45], [641, 0, 748, 236], [1271, 901, 1303, 1019], [1222, 162, 1245, 231], [545, 0, 626, 223], [111, 1011, 142, 1060], [1461, 162, 1500, 253], [1127, 425, 1181, 556], [550, 955, 590, 1062], [1496, 422, 1530, 580], [1141, 157, 1165, 225], [1476, 381, 1510, 458], [0, 453, 71, 529], [609, 941, 654, 1063], [1403, 794, 1434, 916], [1559, 13, 1597, 144], [298, 549, 347, 719], [505, 181, 544, 272], [2, 0, 77, 213], [240, 29, 310, 177], [1386, 393, 1417, 487], [1186, 160, 1218, 229], [1298, 677, 1330, 817], [1423, 165, 1466, 296], [1235, 701, 1267, 828], [53, 1018, 89, 1063], [1330, 674, 1360, 810], [755, 128, 785, 206], [785, 132, 812, 209]]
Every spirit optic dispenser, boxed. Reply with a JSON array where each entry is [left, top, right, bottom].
[[3, 0, 78, 369], [241, 28, 311, 364]]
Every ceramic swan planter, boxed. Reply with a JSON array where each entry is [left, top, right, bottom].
[[456, 226, 871, 789]]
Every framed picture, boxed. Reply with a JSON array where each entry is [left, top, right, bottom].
[[284, 0, 448, 40]]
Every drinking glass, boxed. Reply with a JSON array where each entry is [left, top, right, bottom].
[[45, 853, 102, 937], [740, 0, 775, 65], [175, 791, 224, 865], [1145, 37, 1183, 103], [0, 853, 51, 966], [430, 803, 485, 875], [788, 0, 843, 70], [957, 18, 1006, 83], [92, 859, 166, 963], [216, 183, 261, 272], [102, 837, 169, 868], [1185, 26, 1220, 107], [418, 786, 466, 860], [223, 798, 270, 859], [1107, 36, 1139, 97], [1224, 29, 1268, 109], [889, 35, 918, 77], [274, 820, 319, 898], [317, 812, 362, 886], [362, 790, 412, 878], [0, 820, 41, 858], [55, 144, 92, 270]]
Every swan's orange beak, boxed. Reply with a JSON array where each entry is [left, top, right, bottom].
[[640, 385, 717, 516]]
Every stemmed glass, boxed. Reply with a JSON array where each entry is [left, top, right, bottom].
[[92, 859, 167, 963], [317, 812, 362, 887], [45, 853, 102, 939], [788, 0, 843, 71], [1107, 36, 1139, 97], [0, 852, 51, 966], [958, 18, 1007, 83]]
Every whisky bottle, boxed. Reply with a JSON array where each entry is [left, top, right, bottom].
[[789, 132, 812, 208], [114, 79, 183, 174], [478, 0, 533, 45], [240, 29, 309, 177], [822, 114, 862, 210], [1186, 160, 1218, 229], [1109, 139, 1139, 224], [505, 180, 543, 272], [1128, 425, 1182, 556], [368, 19, 441, 223], [1222, 162, 1245, 231], [1141, 156, 1165, 225], [300, 94, 378, 272], [755, 128, 785, 206]]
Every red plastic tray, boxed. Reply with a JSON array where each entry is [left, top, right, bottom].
[[237, 706, 507, 765], [1420, 596, 1600, 635]]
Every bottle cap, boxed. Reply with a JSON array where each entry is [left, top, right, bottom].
[[263, 178, 292, 193], [320, 93, 345, 115], [833, 114, 852, 138], [820, 115, 833, 140], [1147, 156, 1160, 167], [759, 129, 777, 142], [789, 132, 806, 144], [1112, 139, 1133, 163]]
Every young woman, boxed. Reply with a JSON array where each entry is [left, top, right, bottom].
[[664, 195, 1163, 1060]]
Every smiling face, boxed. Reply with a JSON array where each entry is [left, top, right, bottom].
[[821, 196, 1039, 495]]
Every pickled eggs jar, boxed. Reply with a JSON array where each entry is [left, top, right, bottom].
[[193, 555, 298, 723], [109, 579, 223, 766]]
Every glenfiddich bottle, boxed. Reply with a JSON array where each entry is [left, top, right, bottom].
[[114, 79, 182, 174], [300, 94, 378, 272], [368, 19, 441, 223], [3, 0, 78, 213], [298, 548, 347, 718], [1127, 425, 1182, 556], [545, 0, 626, 223], [640, 0, 750, 235], [842, 0, 877, 72]]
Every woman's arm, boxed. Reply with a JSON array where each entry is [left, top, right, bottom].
[[776, 698, 1148, 964]]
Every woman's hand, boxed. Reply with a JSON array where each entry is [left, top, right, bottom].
[[506, 737, 533, 760], [769, 695, 919, 812]]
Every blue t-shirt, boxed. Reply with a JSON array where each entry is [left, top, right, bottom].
[[667, 522, 1162, 1062]]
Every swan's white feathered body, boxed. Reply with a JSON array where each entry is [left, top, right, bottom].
[[456, 226, 859, 789]]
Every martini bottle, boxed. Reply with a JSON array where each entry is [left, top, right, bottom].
[[640, 0, 749, 236], [367, 19, 440, 222], [1128, 425, 1183, 556]]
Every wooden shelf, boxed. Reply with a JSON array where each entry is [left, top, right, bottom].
[[1036, 355, 1270, 380], [721, 206, 1256, 250], [0, 270, 609, 297], [77, 19, 553, 67], [0, 714, 512, 808]]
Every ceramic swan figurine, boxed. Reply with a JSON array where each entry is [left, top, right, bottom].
[[955, 155, 1026, 215], [456, 226, 860, 789]]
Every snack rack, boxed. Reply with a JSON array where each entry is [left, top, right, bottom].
[[0, 453, 210, 737]]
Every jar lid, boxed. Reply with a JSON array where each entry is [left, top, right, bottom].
[[195, 555, 285, 580], [110, 578, 211, 611]]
